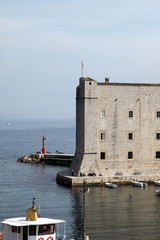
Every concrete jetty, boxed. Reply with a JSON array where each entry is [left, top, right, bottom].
[[56, 169, 160, 187], [17, 153, 73, 166]]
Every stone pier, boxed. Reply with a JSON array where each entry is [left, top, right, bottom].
[[17, 153, 73, 166]]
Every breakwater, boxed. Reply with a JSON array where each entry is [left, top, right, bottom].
[[17, 153, 73, 166]]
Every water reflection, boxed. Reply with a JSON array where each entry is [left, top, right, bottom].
[[2, 120, 160, 240], [71, 188, 84, 240], [72, 185, 160, 240]]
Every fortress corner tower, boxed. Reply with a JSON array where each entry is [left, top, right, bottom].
[[71, 77, 101, 176]]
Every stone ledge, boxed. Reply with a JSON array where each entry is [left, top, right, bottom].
[[56, 170, 160, 187], [17, 153, 73, 166]]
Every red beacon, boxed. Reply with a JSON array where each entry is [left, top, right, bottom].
[[42, 136, 46, 154]]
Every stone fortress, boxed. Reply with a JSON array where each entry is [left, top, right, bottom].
[[57, 77, 160, 186], [71, 77, 160, 178]]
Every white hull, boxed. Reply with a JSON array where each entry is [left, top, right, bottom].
[[132, 181, 147, 188], [154, 181, 160, 186], [155, 189, 160, 195], [105, 182, 118, 188]]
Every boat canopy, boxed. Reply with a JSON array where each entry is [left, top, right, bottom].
[[2, 217, 65, 227]]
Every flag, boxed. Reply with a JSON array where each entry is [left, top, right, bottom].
[[81, 61, 86, 69]]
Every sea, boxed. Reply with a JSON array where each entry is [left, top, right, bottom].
[[1, 119, 160, 240]]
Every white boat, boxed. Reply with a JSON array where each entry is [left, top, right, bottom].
[[132, 181, 147, 188], [105, 182, 118, 188], [0, 197, 66, 240], [154, 180, 160, 186], [155, 189, 160, 195]]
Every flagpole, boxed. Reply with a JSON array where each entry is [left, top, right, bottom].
[[81, 68, 83, 78], [81, 61, 83, 78]]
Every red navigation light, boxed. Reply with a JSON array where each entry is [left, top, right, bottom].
[[42, 136, 46, 154]]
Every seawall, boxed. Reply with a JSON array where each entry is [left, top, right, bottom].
[[17, 153, 73, 166], [56, 169, 159, 187]]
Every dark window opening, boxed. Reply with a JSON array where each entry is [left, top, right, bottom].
[[100, 152, 105, 159], [89, 82, 92, 85], [157, 111, 160, 118], [156, 152, 160, 158], [157, 133, 160, 139], [129, 111, 133, 118], [128, 152, 133, 159], [29, 226, 36, 236], [23, 226, 28, 240], [12, 226, 20, 234], [128, 133, 133, 140], [101, 133, 105, 140]]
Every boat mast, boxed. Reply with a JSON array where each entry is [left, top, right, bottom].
[[32, 196, 36, 207]]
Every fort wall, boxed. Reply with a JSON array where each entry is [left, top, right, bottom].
[[70, 77, 160, 179]]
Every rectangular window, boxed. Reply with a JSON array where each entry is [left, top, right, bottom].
[[128, 152, 133, 159], [12, 226, 16, 233], [29, 226, 36, 236], [39, 225, 55, 235], [156, 133, 160, 139], [156, 152, 160, 158], [12, 226, 20, 233], [129, 111, 133, 118], [101, 111, 105, 118], [128, 133, 133, 140], [157, 111, 160, 118], [101, 132, 105, 140], [100, 152, 105, 159]]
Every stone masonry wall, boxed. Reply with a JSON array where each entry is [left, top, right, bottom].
[[71, 77, 160, 178]]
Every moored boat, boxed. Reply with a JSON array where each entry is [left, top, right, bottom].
[[154, 180, 160, 186], [105, 182, 118, 188], [155, 189, 160, 195], [0, 197, 66, 240], [132, 181, 147, 188]]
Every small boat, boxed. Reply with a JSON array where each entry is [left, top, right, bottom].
[[132, 181, 147, 188], [155, 189, 160, 195], [105, 182, 118, 188], [0, 197, 66, 240], [154, 180, 160, 186]]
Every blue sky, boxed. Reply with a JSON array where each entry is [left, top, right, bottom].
[[1, 0, 160, 119]]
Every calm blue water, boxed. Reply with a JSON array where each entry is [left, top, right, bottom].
[[1, 119, 160, 240], [0, 119, 77, 239]]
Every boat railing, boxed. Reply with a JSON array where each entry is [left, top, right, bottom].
[[0, 233, 3, 240]]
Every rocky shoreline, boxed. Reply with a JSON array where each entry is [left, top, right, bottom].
[[17, 153, 42, 163]]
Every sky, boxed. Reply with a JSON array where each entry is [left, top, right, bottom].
[[1, 0, 160, 119]]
